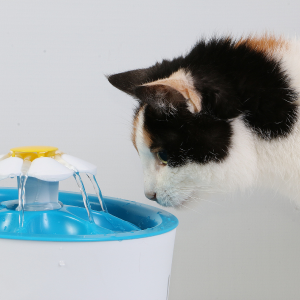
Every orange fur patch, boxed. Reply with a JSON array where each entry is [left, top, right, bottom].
[[131, 109, 140, 151], [235, 34, 288, 55], [142, 126, 152, 148], [132, 106, 151, 152]]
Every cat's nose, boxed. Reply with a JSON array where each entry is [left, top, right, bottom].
[[145, 192, 157, 201]]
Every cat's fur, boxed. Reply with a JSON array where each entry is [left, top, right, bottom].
[[107, 35, 300, 208]]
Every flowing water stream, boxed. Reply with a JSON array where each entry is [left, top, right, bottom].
[[87, 174, 107, 212], [17, 159, 31, 231], [73, 172, 95, 223]]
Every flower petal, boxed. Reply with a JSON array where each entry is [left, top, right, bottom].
[[0, 157, 23, 179], [28, 157, 74, 182], [61, 154, 97, 175], [0, 153, 10, 161]]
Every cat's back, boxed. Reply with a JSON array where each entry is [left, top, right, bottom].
[[275, 37, 300, 103], [236, 35, 300, 99]]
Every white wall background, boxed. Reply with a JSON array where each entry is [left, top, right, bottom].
[[0, 1, 300, 299]]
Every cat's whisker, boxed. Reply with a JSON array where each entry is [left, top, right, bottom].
[[179, 187, 221, 194], [180, 186, 215, 192], [189, 197, 225, 207], [178, 203, 200, 214], [191, 198, 225, 207], [179, 191, 225, 207]]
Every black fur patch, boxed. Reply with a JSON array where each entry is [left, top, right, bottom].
[[144, 105, 232, 167], [185, 38, 298, 139], [108, 37, 298, 166]]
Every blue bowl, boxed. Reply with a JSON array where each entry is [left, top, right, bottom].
[[0, 188, 179, 242]]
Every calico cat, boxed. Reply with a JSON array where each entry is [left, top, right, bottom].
[[107, 35, 300, 208]]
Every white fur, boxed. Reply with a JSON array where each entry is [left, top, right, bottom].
[[136, 109, 258, 207], [135, 41, 300, 208]]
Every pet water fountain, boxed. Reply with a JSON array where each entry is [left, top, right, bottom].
[[0, 146, 178, 300]]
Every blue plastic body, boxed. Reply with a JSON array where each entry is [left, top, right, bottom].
[[0, 188, 178, 242]]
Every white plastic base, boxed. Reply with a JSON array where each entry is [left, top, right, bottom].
[[0, 229, 176, 300], [20, 177, 61, 211]]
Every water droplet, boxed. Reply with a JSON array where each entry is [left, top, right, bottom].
[[4, 226, 7, 231], [59, 260, 65, 267]]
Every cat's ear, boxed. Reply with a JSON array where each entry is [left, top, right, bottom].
[[136, 69, 201, 113], [108, 68, 201, 113], [107, 68, 150, 96], [134, 84, 186, 112]]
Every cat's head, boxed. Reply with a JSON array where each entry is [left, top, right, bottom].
[[107, 53, 257, 207]]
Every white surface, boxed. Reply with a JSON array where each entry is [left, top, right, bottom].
[[0, 157, 23, 179], [25, 177, 59, 205], [28, 157, 74, 181], [62, 154, 97, 175], [0, 154, 10, 161], [0, 1, 299, 299], [0, 229, 176, 300]]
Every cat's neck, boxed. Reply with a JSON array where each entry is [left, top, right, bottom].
[[198, 111, 300, 203], [254, 105, 300, 201]]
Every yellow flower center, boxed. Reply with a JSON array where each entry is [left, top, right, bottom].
[[10, 146, 58, 161]]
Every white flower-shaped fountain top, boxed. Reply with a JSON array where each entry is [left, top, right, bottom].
[[0, 146, 96, 181], [0, 146, 106, 222]]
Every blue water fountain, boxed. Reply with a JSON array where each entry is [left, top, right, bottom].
[[0, 146, 178, 300]]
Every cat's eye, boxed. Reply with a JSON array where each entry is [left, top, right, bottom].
[[157, 150, 169, 165]]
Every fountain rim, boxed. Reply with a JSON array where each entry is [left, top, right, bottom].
[[0, 187, 179, 242]]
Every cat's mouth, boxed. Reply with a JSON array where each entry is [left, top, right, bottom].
[[145, 192, 157, 201], [153, 192, 189, 208]]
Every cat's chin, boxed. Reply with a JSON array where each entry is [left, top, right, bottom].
[[156, 195, 189, 208], [156, 200, 176, 208], [155, 189, 209, 209], [157, 199, 191, 209], [157, 201, 182, 208]]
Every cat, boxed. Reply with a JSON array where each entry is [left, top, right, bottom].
[[107, 35, 300, 208]]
